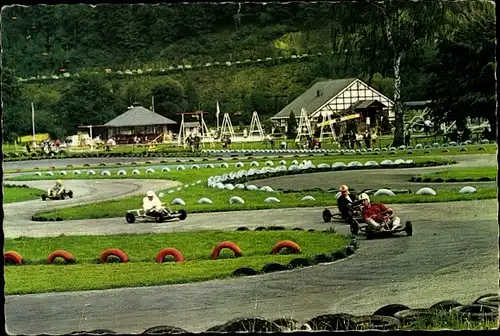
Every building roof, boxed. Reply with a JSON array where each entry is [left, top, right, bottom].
[[271, 78, 357, 119], [351, 99, 387, 110], [184, 122, 200, 128], [103, 106, 177, 127], [403, 100, 432, 107]]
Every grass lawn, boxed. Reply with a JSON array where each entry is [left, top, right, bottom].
[[399, 312, 497, 331], [39, 186, 498, 220], [4, 230, 349, 295], [3, 143, 496, 173], [417, 166, 497, 181], [3, 186, 44, 203]]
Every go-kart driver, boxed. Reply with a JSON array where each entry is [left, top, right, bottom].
[[337, 185, 359, 220], [50, 180, 64, 195], [358, 193, 402, 231], [143, 190, 166, 216]]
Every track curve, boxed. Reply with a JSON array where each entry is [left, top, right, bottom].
[[3, 154, 498, 334]]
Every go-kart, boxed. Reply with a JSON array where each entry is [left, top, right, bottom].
[[350, 213, 413, 239], [41, 187, 73, 201], [125, 205, 187, 224], [322, 199, 365, 225]]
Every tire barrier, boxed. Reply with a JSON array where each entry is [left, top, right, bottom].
[[261, 262, 291, 273], [271, 240, 301, 255], [473, 293, 499, 306], [231, 267, 259, 277], [46, 250, 75, 264], [301, 313, 358, 331], [272, 318, 299, 331], [141, 325, 188, 334], [352, 315, 401, 330], [236, 226, 250, 231], [155, 248, 184, 263], [309, 253, 332, 264], [254, 226, 267, 231], [267, 225, 286, 231], [451, 304, 499, 321], [215, 317, 283, 332], [287, 257, 313, 269], [67, 293, 500, 333], [409, 176, 495, 183], [69, 329, 117, 335], [394, 308, 433, 322], [372, 304, 411, 317], [4, 251, 23, 265], [429, 300, 462, 311], [211, 241, 243, 260], [99, 248, 129, 263]]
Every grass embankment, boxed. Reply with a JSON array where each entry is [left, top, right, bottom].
[[5, 156, 454, 181], [3, 186, 44, 203], [416, 166, 497, 181], [4, 230, 349, 295], [39, 185, 498, 220]]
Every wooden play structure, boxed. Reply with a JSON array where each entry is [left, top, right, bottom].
[[176, 111, 213, 147], [248, 111, 265, 140], [219, 112, 235, 139]]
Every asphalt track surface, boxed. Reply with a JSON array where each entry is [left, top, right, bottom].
[[4, 154, 499, 334]]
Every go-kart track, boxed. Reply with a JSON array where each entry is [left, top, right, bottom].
[[3, 154, 498, 334]]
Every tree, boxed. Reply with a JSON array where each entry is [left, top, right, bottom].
[[151, 79, 188, 120], [185, 81, 200, 111], [58, 74, 121, 135], [425, 5, 496, 139], [333, 0, 465, 146], [1, 68, 30, 142], [286, 111, 297, 138]]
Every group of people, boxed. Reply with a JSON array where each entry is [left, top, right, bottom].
[[340, 130, 377, 150], [337, 185, 402, 231]]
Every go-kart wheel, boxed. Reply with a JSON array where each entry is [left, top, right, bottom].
[[155, 213, 165, 223], [68, 190, 73, 198], [366, 226, 375, 240], [178, 209, 187, 221], [125, 212, 136, 224], [59, 194, 65, 200], [405, 221, 413, 236], [41, 194, 47, 201], [322, 209, 332, 223], [350, 220, 359, 235]]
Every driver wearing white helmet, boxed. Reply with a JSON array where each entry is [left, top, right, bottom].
[[143, 190, 164, 216], [359, 193, 402, 231]]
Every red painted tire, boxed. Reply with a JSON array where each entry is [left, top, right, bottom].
[[100, 248, 129, 263], [4, 251, 23, 265], [271, 240, 301, 255], [155, 248, 185, 263], [47, 250, 75, 264], [211, 241, 243, 260]]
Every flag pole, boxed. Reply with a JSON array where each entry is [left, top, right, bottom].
[[216, 100, 220, 132], [31, 102, 36, 143]]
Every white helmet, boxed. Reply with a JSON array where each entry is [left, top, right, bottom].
[[146, 190, 155, 197], [359, 193, 370, 203]]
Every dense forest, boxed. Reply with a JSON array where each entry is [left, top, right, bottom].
[[1, 1, 496, 144]]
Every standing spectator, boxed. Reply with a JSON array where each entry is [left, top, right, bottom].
[[371, 129, 378, 148], [364, 130, 371, 149], [25, 143, 31, 153], [423, 119, 433, 136], [194, 135, 201, 151], [355, 132, 363, 149], [349, 132, 355, 149], [404, 127, 412, 147]]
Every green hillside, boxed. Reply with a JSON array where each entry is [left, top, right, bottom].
[[1, 2, 495, 143]]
